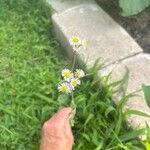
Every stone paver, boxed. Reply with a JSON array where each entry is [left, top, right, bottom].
[[52, 3, 142, 67], [46, 0, 95, 13], [99, 53, 150, 129]]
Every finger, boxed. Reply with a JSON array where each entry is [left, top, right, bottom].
[[55, 107, 73, 124], [65, 118, 73, 134], [46, 107, 73, 127], [69, 108, 76, 119]]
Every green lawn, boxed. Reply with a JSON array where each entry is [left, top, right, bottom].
[[0, 0, 146, 150], [0, 0, 66, 149]]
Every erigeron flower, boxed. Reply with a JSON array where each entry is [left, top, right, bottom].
[[75, 69, 85, 78], [70, 78, 80, 90], [62, 69, 73, 81], [69, 36, 81, 47], [58, 82, 72, 93], [82, 39, 87, 50]]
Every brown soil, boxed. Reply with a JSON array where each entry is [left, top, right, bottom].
[[96, 0, 150, 53]]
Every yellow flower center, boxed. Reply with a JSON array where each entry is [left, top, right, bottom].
[[64, 72, 71, 78], [60, 85, 69, 92], [72, 80, 78, 87], [73, 37, 79, 43], [76, 72, 81, 78]]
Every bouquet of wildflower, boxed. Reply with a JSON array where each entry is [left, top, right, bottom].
[[57, 36, 87, 125]]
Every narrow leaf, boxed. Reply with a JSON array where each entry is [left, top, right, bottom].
[[119, 129, 145, 142], [34, 92, 58, 105], [143, 85, 150, 108], [125, 109, 150, 118]]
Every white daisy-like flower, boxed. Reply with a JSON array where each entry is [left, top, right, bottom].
[[62, 69, 73, 81], [69, 36, 81, 47], [70, 78, 80, 90], [75, 69, 85, 78], [82, 39, 87, 50], [58, 82, 72, 94]]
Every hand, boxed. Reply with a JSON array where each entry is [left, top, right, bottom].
[[40, 107, 74, 150]]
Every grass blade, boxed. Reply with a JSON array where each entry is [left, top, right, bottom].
[[119, 129, 145, 142], [143, 85, 150, 108], [125, 109, 150, 118]]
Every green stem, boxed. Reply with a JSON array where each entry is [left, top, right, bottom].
[[71, 51, 76, 71], [71, 92, 75, 108], [70, 92, 76, 126], [70, 51, 77, 126], [70, 52, 76, 108]]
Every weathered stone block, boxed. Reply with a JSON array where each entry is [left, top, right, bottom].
[[100, 53, 150, 129], [52, 4, 143, 67], [46, 0, 95, 13]]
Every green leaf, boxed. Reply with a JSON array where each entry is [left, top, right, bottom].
[[81, 133, 90, 142], [34, 92, 58, 105], [146, 143, 150, 150], [57, 94, 70, 105], [143, 85, 150, 108], [146, 127, 150, 142], [125, 109, 150, 118], [84, 113, 94, 126], [95, 142, 103, 150], [119, 0, 150, 16], [75, 95, 86, 107], [0, 106, 16, 116], [105, 106, 116, 118], [115, 109, 123, 135], [129, 145, 145, 150], [119, 129, 145, 142], [121, 69, 129, 95], [0, 125, 13, 135]]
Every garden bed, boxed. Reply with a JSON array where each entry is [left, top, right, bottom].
[[96, 0, 150, 53]]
